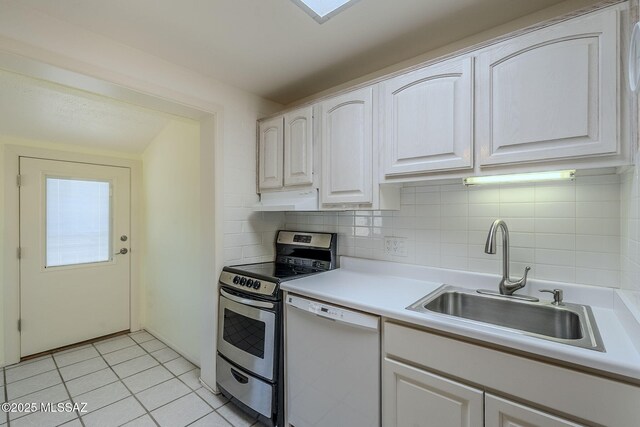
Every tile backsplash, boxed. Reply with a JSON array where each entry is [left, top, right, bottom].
[[285, 172, 623, 288]]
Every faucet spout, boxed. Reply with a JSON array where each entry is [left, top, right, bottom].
[[484, 219, 531, 296]]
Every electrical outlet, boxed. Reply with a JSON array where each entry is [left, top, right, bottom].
[[384, 236, 408, 257]]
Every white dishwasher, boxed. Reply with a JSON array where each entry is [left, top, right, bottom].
[[285, 294, 380, 427]]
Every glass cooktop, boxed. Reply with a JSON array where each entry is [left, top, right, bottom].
[[225, 261, 320, 282]]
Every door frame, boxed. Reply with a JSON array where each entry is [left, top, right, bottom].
[[3, 145, 141, 362]]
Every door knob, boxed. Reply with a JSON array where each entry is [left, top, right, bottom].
[[116, 248, 128, 255]]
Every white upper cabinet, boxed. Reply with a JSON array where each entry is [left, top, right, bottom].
[[284, 107, 314, 187], [381, 56, 474, 176], [258, 108, 314, 192], [320, 86, 374, 206], [477, 8, 618, 166], [258, 117, 284, 190]]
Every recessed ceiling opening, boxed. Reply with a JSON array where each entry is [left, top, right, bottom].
[[291, 0, 360, 23]]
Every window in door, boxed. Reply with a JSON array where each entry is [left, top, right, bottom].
[[45, 177, 111, 267]]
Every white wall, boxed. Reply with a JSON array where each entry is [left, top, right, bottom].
[[141, 119, 202, 364], [286, 172, 624, 288]]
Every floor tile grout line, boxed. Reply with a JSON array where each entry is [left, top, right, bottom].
[[216, 401, 256, 427], [51, 350, 85, 427], [68, 376, 121, 401], [4, 362, 60, 386], [4, 353, 55, 370], [7, 332, 207, 427], [133, 332, 201, 395], [90, 342, 161, 427], [122, 332, 220, 423]]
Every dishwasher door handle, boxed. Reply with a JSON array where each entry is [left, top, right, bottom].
[[286, 296, 379, 331]]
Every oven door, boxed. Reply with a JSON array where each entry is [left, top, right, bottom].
[[217, 288, 276, 381]]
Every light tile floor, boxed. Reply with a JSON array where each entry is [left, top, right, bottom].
[[0, 331, 265, 427]]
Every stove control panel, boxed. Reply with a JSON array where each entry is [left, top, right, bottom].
[[276, 256, 331, 270], [219, 271, 277, 296]]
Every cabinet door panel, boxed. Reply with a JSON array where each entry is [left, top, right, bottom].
[[258, 117, 283, 190], [486, 394, 586, 427], [383, 358, 483, 427], [477, 9, 617, 166], [284, 107, 313, 187], [382, 56, 473, 175], [320, 87, 373, 205]]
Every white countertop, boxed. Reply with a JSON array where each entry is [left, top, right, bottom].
[[280, 257, 640, 382]]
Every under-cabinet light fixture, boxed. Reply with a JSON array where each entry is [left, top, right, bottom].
[[463, 170, 576, 186]]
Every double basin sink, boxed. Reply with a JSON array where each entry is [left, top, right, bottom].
[[407, 286, 605, 352]]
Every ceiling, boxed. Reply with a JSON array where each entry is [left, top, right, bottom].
[[0, 69, 178, 153], [18, 0, 576, 105]]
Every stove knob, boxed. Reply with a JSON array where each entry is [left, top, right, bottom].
[[246, 279, 254, 287], [233, 275, 240, 284], [253, 281, 261, 290], [239, 277, 247, 286]]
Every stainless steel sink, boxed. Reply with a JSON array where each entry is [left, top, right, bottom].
[[407, 286, 605, 352]]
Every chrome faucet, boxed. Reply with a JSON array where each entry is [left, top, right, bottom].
[[485, 219, 531, 296]]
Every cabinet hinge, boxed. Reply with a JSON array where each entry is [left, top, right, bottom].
[[16, 174, 21, 187], [17, 319, 21, 332], [17, 247, 21, 259]]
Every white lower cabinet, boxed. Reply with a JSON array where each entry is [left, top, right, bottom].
[[383, 321, 640, 427], [383, 358, 483, 427], [485, 394, 585, 427]]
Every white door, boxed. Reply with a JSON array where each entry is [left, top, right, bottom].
[[284, 106, 313, 187], [320, 86, 374, 206], [476, 8, 618, 166], [485, 394, 586, 427], [383, 358, 483, 427], [381, 56, 474, 176], [258, 116, 284, 190], [19, 157, 131, 356]]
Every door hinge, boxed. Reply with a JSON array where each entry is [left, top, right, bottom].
[[17, 319, 21, 332], [17, 247, 21, 259], [16, 174, 21, 187]]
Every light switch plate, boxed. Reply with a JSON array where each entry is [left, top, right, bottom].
[[384, 236, 408, 257]]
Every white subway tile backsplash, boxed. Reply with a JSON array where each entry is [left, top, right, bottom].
[[441, 189, 468, 204], [576, 183, 620, 202], [499, 203, 534, 218], [500, 186, 534, 203], [534, 184, 575, 202], [415, 191, 441, 204], [441, 204, 469, 217], [534, 218, 575, 234], [535, 233, 575, 251], [468, 203, 500, 218], [575, 218, 619, 236], [576, 267, 620, 288], [535, 264, 575, 283], [534, 202, 574, 218], [575, 252, 619, 270], [576, 235, 619, 253], [535, 248, 575, 267], [576, 201, 620, 218], [262, 172, 631, 289], [468, 188, 500, 204]]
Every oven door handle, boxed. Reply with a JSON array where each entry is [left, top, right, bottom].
[[220, 288, 275, 309]]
